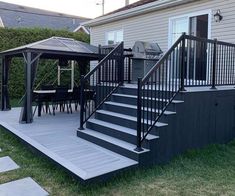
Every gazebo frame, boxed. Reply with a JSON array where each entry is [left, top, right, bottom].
[[0, 37, 101, 123]]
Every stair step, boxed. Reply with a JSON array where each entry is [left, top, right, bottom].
[[95, 110, 168, 130], [112, 93, 184, 104], [118, 86, 179, 96], [105, 101, 176, 115], [86, 119, 158, 147], [78, 128, 150, 162]]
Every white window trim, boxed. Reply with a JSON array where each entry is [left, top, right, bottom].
[[168, 9, 212, 48], [105, 29, 123, 45]]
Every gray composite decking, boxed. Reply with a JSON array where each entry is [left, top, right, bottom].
[[0, 107, 138, 182]]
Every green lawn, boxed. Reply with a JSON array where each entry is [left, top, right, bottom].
[[0, 128, 235, 196]]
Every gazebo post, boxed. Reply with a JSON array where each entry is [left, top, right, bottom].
[[20, 52, 41, 123], [26, 52, 32, 123], [77, 58, 88, 79], [1, 55, 11, 111]]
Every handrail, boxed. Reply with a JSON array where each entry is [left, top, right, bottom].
[[135, 33, 235, 151], [185, 34, 235, 47], [141, 34, 185, 85], [85, 44, 123, 79], [79, 42, 124, 130]]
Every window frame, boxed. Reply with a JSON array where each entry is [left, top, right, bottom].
[[105, 29, 124, 45]]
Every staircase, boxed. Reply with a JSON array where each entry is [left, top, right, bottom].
[[78, 34, 235, 171], [77, 85, 184, 165]]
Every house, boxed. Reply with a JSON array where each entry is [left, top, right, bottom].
[[0, 0, 235, 182], [0, 1, 90, 33], [84, 0, 234, 49]]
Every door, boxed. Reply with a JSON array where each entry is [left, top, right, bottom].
[[189, 14, 208, 81], [169, 12, 210, 81], [169, 17, 189, 80], [170, 16, 189, 46]]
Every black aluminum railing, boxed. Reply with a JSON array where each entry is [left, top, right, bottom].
[[124, 48, 133, 83], [99, 45, 133, 83], [79, 42, 124, 129], [136, 33, 235, 151]]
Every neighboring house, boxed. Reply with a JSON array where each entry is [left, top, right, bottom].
[[84, 0, 234, 49], [0, 16, 3, 27], [0, 1, 90, 33]]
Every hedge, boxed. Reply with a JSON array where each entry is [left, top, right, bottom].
[[0, 28, 90, 99]]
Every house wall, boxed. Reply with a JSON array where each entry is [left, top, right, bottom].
[[90, 0, 235, 51]]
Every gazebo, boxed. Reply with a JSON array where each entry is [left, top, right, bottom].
[[0, 37, 101, 123]]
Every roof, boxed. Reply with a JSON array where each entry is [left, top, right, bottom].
[[84, 0, 196, 27], [0, 36, 99, 59], [0, 1, 90, 32], [74, 25, 90, 34], [104, 0, 157, 16]]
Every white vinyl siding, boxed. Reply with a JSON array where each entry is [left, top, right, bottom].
[[90, 0, 235, 52]]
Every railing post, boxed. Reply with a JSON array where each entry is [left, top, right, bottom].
[[79, 75, 85, 130], [97, 45, 102, 84], [119, 42, 124, 86], [180, 33, 186, 91], [128, 56, 131, 83], [211, 39, 217, 89], [135, 78, 144, 152]]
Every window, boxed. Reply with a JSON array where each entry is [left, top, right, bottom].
[[106, 30, 123, 45]]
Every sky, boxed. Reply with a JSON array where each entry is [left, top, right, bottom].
[[1, 0, 139, 18]]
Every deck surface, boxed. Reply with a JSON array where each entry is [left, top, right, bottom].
[[123, 83, 235, 91], [0, 107, 137, 181]]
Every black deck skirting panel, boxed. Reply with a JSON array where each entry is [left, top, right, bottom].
[[152, 88, 235, 164]]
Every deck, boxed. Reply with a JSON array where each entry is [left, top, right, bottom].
[[0, 107, 138, 182]]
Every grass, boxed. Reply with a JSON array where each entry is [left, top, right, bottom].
[[0, 127, 235, 196]]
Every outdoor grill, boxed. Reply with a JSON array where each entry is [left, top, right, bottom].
[[131, 41, 163, 82]]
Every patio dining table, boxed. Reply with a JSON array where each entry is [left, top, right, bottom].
[[33, 89, 95, 117]]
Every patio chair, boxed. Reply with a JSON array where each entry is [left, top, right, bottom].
[[51, 87, 72, 115], [70, 87, 81, 111], [33, 85, 55, 116]]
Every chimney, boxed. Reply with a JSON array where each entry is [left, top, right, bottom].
[[125, 0, 129, 6]]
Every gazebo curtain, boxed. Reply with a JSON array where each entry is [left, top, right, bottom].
[[1, 56, 11, 111]]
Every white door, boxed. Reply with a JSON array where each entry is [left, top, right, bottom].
[[169, 16, 189, 46], [169, 12, 210, 82]]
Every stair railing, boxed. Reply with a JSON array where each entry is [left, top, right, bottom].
[[79, 42, 124, 130], [135, 33, 235, 151]]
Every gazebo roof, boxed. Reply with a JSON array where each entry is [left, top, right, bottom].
[[0, 37, 100, 60]]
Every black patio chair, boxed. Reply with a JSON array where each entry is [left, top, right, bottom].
[[70, 87, 81, 111], [51, 87, 72, 115], [33, 85, 55, 116]]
